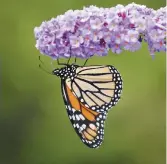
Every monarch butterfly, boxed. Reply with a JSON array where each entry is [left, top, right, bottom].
[[50, 62, 123, 148]]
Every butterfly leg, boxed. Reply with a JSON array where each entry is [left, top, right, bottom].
[[71, 57, 77, 65], [83, 59, 89, 66], [57, 58, 67, 66], [67, 55, 71, 65]]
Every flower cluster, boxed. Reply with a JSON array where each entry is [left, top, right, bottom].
[[34, 3, 166, 59]]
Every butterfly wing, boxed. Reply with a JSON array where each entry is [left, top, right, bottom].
[[61, 65, 123, 148], [69, 65, 123, 113], [61, 80, 107, 148]]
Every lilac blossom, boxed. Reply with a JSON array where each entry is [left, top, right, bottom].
[[34, 3, 166, 59]]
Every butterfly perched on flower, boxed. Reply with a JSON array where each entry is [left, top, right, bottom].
[[39, 57, 123, 148], [42, 58, 122, 149]]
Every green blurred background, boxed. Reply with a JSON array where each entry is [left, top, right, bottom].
[[1, 0, 166, 164]]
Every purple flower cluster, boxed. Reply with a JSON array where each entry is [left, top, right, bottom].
[[34, 3, 166, 59]]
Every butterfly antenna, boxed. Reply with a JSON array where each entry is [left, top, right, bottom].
[[83, 59, 88, 66], [39, 55, 44, 64], [39, 64, 53, 75], [38, 55, 52, 75]]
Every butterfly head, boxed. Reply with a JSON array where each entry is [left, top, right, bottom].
[[52, 69, 60, 76], [52, 64, 78, 80]]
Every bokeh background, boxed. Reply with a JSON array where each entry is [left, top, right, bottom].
[[1, 0, 166, 164]]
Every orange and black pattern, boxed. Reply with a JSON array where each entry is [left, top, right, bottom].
[[53, 65, 123, 148]]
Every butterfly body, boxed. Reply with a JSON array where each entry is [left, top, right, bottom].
[[52, 64, 123, 148]]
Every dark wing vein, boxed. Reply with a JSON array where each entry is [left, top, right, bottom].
[[76, 77, 101, 91], [89, 80, 113, 83], [90, 91, 112, 98], [72, 79, 109, 105], [76, 77, 114, 97], [72, 80, 99, 106], [79, 73, 112, 76], [77, 66, 107, 74], [71, 80, 83, 112], [84, 91, 100, 106], [86, 91, 106, 103]]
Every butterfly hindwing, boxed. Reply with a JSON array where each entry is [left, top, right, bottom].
[[61, 81, 108, 148]]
